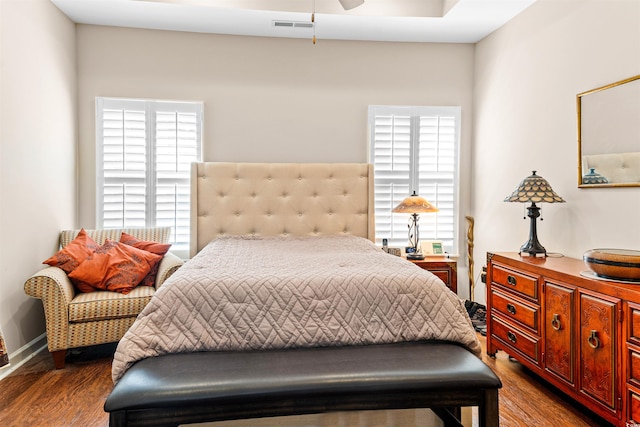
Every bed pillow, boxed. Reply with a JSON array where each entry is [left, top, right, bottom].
[[42, 228, 99, 274], [119, 232, 172, 287], [68, 240, 162, 294]]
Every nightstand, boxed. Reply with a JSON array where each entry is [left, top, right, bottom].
[[406, 257, 457, 293]]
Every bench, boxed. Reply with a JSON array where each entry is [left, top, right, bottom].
[[104, 342, 502, 427]]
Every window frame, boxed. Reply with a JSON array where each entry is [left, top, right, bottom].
[[368, 105, 461, 255], [95, 97, 203, 258]]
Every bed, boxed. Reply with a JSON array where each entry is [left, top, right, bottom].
[[105, 162, 494, 427]]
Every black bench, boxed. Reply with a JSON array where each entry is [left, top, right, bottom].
[[105, 342, 502, 427]]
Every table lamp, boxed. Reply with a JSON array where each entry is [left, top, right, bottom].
[[504, 171, 565, 257], [393, 191, 439, 260]]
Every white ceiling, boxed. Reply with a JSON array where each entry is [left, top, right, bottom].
[[51, 0, 537, 43]]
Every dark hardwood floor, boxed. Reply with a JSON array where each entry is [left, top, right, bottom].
[[0, 335, 612, 427]]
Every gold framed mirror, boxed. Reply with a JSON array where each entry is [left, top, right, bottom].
[[577, 74, 640, 188]]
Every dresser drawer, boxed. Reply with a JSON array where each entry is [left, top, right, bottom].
[[629, 387, 640, 423], [491, 316, 540, 365], [491, 264, 539, 301], [629, 347, 640, 388], [490, 289, 539, 332], [629, 303, 640, 347], [430, 269, 451, 286]]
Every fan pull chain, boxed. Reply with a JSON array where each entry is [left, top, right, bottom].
[[311, 0, 316, 44]]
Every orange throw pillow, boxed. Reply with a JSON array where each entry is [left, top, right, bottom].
[[43, 229, 99, 274], [119, 232, 171, 287], [69, 240, 162, 294]]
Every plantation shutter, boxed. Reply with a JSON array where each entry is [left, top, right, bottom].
[[416, 114, 458, 251], [98, 99, 148, 229], [369, 106, 460, 254], [97, 98, 203, 257], [154, 107, 200, 254], [370, 113, 412, 243]]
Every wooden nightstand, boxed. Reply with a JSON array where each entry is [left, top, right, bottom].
[[406, 257, 457, 293]]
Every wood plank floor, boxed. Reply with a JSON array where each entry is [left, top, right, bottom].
[[0, 335, 612, 427]]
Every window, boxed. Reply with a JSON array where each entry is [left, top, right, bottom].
[[368, 106, 460, 254], [96, 98, 203, 258]]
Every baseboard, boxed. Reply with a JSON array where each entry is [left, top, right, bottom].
[[0, 333, 47, 381]]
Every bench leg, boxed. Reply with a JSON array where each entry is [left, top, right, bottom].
[[432, 408, 464, 427], [448, 406, 461, 420], [109, 411, 126, 427], [479, 389, 499, 427]]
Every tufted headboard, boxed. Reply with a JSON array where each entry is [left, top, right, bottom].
[[190, 162, 375, 257], [582, 151, 640, 184]]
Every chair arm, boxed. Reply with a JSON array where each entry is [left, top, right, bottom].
[[155, 252, 184, 288], [24, 266, 75, 307], [24, 267, 75, 352]]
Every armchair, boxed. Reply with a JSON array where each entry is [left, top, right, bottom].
[[24, 227, 183, 369]]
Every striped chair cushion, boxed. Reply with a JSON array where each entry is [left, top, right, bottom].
[[69, 286, 156, 322]]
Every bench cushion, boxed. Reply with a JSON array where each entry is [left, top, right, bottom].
[[105, 342, 501, 412]]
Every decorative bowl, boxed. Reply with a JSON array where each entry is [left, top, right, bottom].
[[583, 249, 640, 282]]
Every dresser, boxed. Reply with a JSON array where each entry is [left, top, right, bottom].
[[486, 252, 640, 426]]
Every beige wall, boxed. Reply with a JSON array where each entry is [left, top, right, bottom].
[[472, 0, 640, 302], [76, 26, 477, 295], [0, 0, 77, 356]]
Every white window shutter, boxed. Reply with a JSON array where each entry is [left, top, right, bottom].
[[371, 113, 412, 241], [99, 103, 147, 229], [369, 106, 460, 255], [154, 107, 201, 254], [417, 113, 458, 252], [96, 98, 202, 258]]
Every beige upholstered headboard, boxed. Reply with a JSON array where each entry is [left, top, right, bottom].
[[582, 151, 640, 183], [190, 162, 375, 257]]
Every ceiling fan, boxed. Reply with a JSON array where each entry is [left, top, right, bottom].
[[338, 0, 364, 10]]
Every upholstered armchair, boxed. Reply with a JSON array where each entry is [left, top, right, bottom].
[[24, 227, 183, 368]]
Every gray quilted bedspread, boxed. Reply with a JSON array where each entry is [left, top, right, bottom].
[[112, 235, 481, 383]]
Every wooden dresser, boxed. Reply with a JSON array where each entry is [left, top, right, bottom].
[[486, 252, 640, 426]]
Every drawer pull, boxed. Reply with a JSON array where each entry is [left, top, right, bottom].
[[507, 331, 517, 344], [587, 330, 600, 349], [551, 314, 562, 331], [506, 303, 517, 315], [507, 275, 517, 286]]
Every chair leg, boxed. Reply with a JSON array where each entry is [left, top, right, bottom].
[[52, 350, 66, 369]]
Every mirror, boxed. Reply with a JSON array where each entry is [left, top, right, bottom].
[[577, 74, 640, 188]]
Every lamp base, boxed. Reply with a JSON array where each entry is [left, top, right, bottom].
[[407, 252, 425, 260], [519, 202, 547, 257], [519, 241, 547, 257]]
